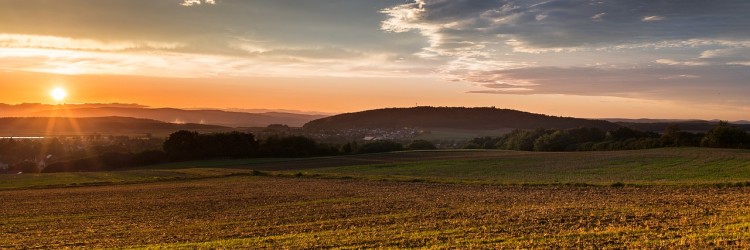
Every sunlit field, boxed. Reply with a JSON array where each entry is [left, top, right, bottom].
[[2, 148, 750, 248], [2, 176, 749, 248]]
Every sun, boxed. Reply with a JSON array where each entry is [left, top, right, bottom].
[[50, 87, 67, 102]]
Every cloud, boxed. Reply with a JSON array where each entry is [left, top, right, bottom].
[[660, 74, 699, 80], [0, 0, 747, 111], [653, 47, 750, 66], [180, 0, 216, 7], [642, 16, 665, 22], [382, 0, 750, 51], [0, 34, 184, 51], [699, 48, 750, 62], [379, 0, 750, 108], [0, 46, 430, 79], [0, 1, 432, 79], [655, 59, 707, 66], [591, 12, 607, 21], [467, 65, 750, 106], [0, 0, 418, 57]]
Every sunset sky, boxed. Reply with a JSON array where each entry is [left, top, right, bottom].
[[1, 0, 748, 120]]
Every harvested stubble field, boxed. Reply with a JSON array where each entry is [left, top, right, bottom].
[[2, 175, 750, 249]]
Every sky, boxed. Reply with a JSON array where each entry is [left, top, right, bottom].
[[0, 0, 748, 120]]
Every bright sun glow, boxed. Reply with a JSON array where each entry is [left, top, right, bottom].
[[50, 87, 67, 102]]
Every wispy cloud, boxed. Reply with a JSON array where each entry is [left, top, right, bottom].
[[0, 0, 428, 78], [655, 59, 707, 66], [642, 16, 665, 22], [379, 0, 750, 107], [0, 46, 428, 79], [467, 65, 750, 106], [180, 0, 216, 7], [591, 12, 607, 21], [0, 34, 184, 51], [382, 0, 750, 52]]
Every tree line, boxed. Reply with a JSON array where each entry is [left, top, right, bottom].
[[465, 121, 749, 151], [4, 121, 748, 173], [0, 136, 163, 173], [33, 131, 433, 173]]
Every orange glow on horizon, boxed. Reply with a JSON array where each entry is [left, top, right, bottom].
[[0, 70, 747, 121]]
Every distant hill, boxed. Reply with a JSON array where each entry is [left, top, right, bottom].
[[606, 118, 750, 125], [0, 117, 225, 136], [303, 107, 621, 131], [0, 103, 327, 127], [604, 118, 699, 124]]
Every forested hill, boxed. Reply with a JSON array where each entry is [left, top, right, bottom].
[[303, 107, 621, 131], [0, 103, 326, 127], [0, 117, 225, 136]]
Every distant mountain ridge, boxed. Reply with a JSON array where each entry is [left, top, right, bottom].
[[0, 117, 225, 136], [303, 107, 621, 131], [0, 103, 326, 127]]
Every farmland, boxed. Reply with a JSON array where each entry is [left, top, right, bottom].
[[287, 147, 750, 185], [3, 177, 750, 248], [2, 147, 750, 248]]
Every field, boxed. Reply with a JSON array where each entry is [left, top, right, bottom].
[[2, 147, 750, 248], [288, 148, 750, 185]]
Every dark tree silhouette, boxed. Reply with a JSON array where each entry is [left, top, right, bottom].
[[701, 121, 749, 148], [163, 130, 201, 161], [534, 131, 573, 152]]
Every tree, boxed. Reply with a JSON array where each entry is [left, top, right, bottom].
[[609, 127, 641, 141], [278, 136, 318, 157], [467, 136, 502, 149], [504, 129, 552, 151], [533, 130, 572, 151], [701, 121, 749, 148], [660, 124, 681, 146], [9, 161, 39, 173], [567, 127, 606, 143], [163, 130, 201, 161], [259, 135, 321, 157], [211, 132, 258, 158], [340, 142, 353, 154]]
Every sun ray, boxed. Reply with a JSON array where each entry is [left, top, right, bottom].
[[39, 110, 59, 170]]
